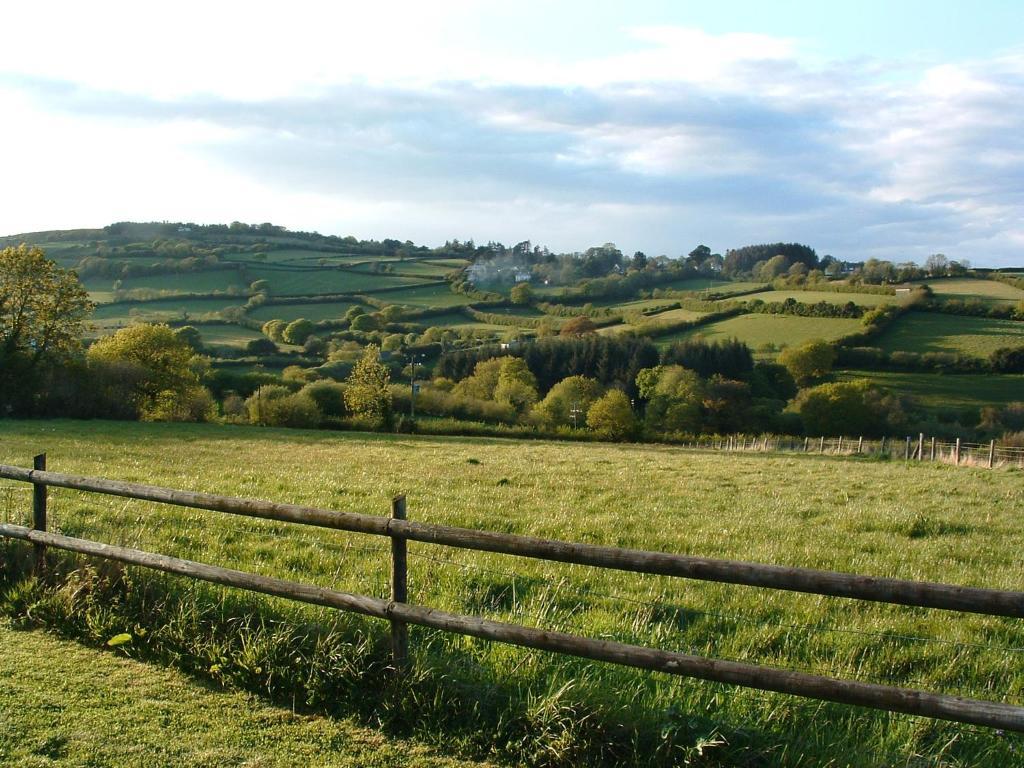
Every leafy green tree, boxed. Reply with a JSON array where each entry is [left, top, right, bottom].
[[283, 318, 315, 345], [261, 319, 287, 342], [586, 390, 637, 440], [173, 325, 203, 352], [344, 345, 392, 427], [637, 365, 704, 434], [533, 375, 604, 427], [493, 357, 538, 412], [788, 379, 904, 436], [350, 313, 380, 332], [87, 323, 211, 421], [452, 357, 505, 400], [1, 244, 93, 409], [778, 339, 837, 385], [510, 282, 533, 305], [560, 316, 598, 336]]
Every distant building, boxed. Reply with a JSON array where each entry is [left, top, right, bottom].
[[514, 271, 531, 283], [177, 226, 192, 233]]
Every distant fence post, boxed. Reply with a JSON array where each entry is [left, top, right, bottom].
[[389, 494, 409, 671], [988, 440, 996, 469], [838, 436, 844, 453], [954, 438, 961, 465], [904, 436, 911, 461], [857, 436, 863, 454], [819, 436, 825, 454], [880, 436, 886, 457], [918, 433, 924, 462], [930, 437, 936, 462], [32, 453, 47, 575]]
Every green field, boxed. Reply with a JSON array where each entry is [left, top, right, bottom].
[[662, 314, 863, 350], [921, 278, 1024, 305], [660, 279, 764, 294], [247, 267, 436, 296], [84, 270, 249, 296], [194, 323, 265, 348], [248, 301, 361, 323], [600, 307, 707, 336], [0, 623, 479, 768], [0, 421, 1021, 766], [875, 312, 1024, 357], [369, 283, 475, 308], [738, 290, 896, 307], [92, 297, 245, 321], [837, 370, 1024, 409]]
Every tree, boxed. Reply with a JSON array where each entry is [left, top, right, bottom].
[[636, 365, 705, 434], [1, 244, 93, 409], [173, 325, 203, 352], [283, 318, 315, 345], [344, 345, 392, 427], [586, 390, 637, 441], [560, 316, 598, 336], [925, 253, 949, 277], [788, 379, 904, 436], [778, 339, 837, 385], [533, 375, 604, 427], [246, 337, 279, 355], [261, 319, 287, 342], [493, 357, 538, 412], [510, 282, 533, 305], [87, 323, 211, 421]]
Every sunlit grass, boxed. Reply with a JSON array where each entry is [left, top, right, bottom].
[[1, 419, 1022, 766]]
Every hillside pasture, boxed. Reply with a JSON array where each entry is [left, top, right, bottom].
[[836, 370, 1024, 410], [660, 278, 764, 294], [369, 283, 475, 308], [659, 313, 863, 350], [0, 420, 1020, 766], [247, 267, 435, 296], [84, 270, 249, 296], [920, 277, 1024, 305], [874, 312, 1024, 358]]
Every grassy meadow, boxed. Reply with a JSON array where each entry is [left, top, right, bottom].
[[875, 312, 1024, 357], [660, 313, 863, 350], [1, 420, 1022, 766], [923, 278, 1024, 305], [836, 370, 1024, 410]]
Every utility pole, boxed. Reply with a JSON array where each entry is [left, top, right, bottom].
[[570, 401, 582, 430], [410, 354, 420, 418]]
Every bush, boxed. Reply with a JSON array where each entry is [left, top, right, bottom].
[[246, 388, 321, 428], [300, 381, 348, 418], [586, 390, 637, 440], [778, 339, 836, 385]]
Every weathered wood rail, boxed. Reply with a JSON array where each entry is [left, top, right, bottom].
[[1, 457, 1022, 733]]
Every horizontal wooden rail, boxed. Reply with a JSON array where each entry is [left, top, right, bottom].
[[2, 522, 1022, 733], [2, 464, 1022, 618]]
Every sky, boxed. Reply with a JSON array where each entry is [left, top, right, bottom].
[[1, 1, 1023, 265]]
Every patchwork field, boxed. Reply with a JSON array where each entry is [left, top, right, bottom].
[[661, 278, 764, 294], [875, 312, 1024, 357], [194, 323, 265, 348], [83, 270, 249, 296], [921, 277, 1024, 305], [661, 313, 863, 350], [0, 420, 1020, 766], [837, 370, 1024, 410]]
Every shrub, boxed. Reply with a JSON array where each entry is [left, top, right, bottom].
[[246, 387, 321, 428], [586, 390, 637, 440], [300, 381, 348, 418], [778, 339, 836, 385]]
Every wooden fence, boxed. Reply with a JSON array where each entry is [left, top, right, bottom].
[[674, 433, 1024, 468], [1, 455, 1022, 733]]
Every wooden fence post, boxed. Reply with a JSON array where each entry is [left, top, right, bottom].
[[837, 436, 844, 453], [390, 494, 409, 670], [918, 433, 924, 462], [989, 440, 996, 469], [32, 453, 47, 575], [880, 436, 886, 457], [803, 437, 809, 452], [954, 438, 961, 465], [857, 436, 863, 454], [819, 436, 825, 454], [904, 436, 911, 461], [930, 437, 936, 461]]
